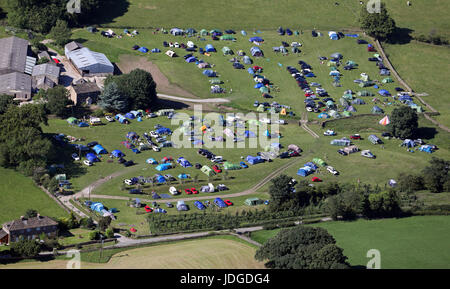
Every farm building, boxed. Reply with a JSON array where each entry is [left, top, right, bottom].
[[69, 79, 101, 105], [32, 63, 60, 90], [0, 215, 58, 244], [65, 42, 114, 76], [0, 72, 32, 100]]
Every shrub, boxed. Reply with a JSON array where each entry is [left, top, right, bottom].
[[89, 231, 100, 240]]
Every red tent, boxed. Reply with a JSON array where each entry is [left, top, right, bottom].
[[130, 228, 137, 232], [311, 177, 322, 182]]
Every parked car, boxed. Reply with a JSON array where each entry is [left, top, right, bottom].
[[323, 130, 336, 136], [326, 166, 339, 175], [150, 131, 159, 137], [87, 141, 98, 147], [123, 160, 134, 167], [350, 134, 361, 140], [311, 176, 322, 182], [337, 149, 348, 156], [195, 163, 202, 169], [71, 153, 80, 161], [361, 150, 376, 158], [214, 197, 227, 208], [216, 184, 228, 191], [212, 165, 222, 173], [166, 202, 174, 208], [152, 145, 160, 152], [190, 187, 199, 194], [124, 179, 134, 186], [147, 113, 157, 118], [224, 199, 233, 206], [211, 156, 223, 163], [105, 115, 114, 122], [164, 174, 176, 181], [169, 186, 180, 195], [184, 188, 192, 195], [239, 161, 248, 168], [83, 160, 92, 166]]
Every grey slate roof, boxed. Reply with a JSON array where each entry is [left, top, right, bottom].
[[3, 216, 58, 232], [0, 229, 7, 239], [32, 63, 60, 78], [64, 41, 84, 53], [0, 36, 29, 74], [0, 72, 31, 93], [72, 81, 100, 94]]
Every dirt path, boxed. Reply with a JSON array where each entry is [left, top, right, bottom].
[[300, 112, 320, 138], [117, 55, 197, 99]]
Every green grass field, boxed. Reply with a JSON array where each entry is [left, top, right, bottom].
[[0, 235, 264, 269], [250, 215, 450, 269], [0, 167, 68, 225]]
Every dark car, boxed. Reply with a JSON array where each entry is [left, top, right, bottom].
[[381, 132, 392, 137], [87, 141, 98, 147], [118, 158, 126, 164], [337, 149, 348, 156], [123, 160, 134, 167], [195, 163, 202, 169]]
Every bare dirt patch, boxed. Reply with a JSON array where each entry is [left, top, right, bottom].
[[117, 54, 198, 99]]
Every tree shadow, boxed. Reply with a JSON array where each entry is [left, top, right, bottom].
[[155, 98, 190, 110], [416, 127, 438, 140], [71, 38, 88, 44], [90, 0, 131, 27], [386, 27, 414, 45]]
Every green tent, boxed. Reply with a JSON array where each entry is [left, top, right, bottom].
[[220, 35, 235, 41], [201, 165, 215, 176], [223, 162, 241, 170], [342, 111, 352, 117], [67, 117, 78, 124], [199, 29, 209, 36], [259, 86, 269, 94], [326, 100, 335, 107], [245, 197, 263, 206], [312, 158, 327, 167], [222, 46, 233, 55], [342, 93, 353, 100], [329, 66, 337, 71], [346, 60, 357, 66], [357, 90, 373, 97], [382, 77, 393, 83]]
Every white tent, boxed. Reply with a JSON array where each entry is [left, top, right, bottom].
[[379, 115, 390, 126]]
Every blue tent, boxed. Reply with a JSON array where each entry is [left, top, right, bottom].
[[93, 144, 107, 154], [155, 163, 172, 171], [419, 145, 434, 153], [90, 202, 104, 213], [155, 174, 166, 183], [178, 173, 189, 179], [86, 153, 98, 162], [246, 155, 265, 165], [202, 70, 216, 77], [111, 150, 124, 158], [156, 127, 172, 135], [248, 67, 255, 74], [304, 162, 318, 170], [205, 44, 215, 52], [297, 166, 313, 177], [151, 48, 161, 53], [214, 198, 227, 208], [186, 56, 197, 63], [249, 36, 264, 42], [378, 89, 391, 96], [125, 113, 135, 119], [254, 83, 263, 89], [138, 47, 148, 53], [244, 130, 256, 138], [318, 112, 330, 119], [177, 157, 192, 168], [78, 122, 89, 127]]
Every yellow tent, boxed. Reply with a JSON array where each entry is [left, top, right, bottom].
[[201, 125, 207, 131], [280, 108, 287, 115]]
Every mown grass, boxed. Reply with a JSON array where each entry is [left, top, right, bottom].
[[0, 167, 68, 225], [250, 215, 450, 269]]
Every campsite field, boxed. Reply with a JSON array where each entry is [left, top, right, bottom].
[[89, 0, 449, 38], [70, 27, 401, 122], [0, 167, 68, 225], [250, 215, 450, 269], [0, 235, 264, 269]]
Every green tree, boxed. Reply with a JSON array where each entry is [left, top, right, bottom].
[[397, 173, 425, 193], [363, 191, 402, 218], [422, 158, 449, 193], [10, 238, 42, 257], [105, 227, 115, 239], [255, 226, 349, 269], [45, 86, 73, 117], [359, 2, 396, 40], [24, 209, 38, 218], [49, 19, 72, 47], [105, 69, 157, 110], [0, 104, 52, 175], [0, 94, 17, 114], [327, 190, 362, 221], [98, 82, 129, 112], [387, 106, 418, 139], [98, 217, 111, 232], [268, 174, 295, 211]]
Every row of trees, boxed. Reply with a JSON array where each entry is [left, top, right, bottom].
[[99, 69, 158, 112], [3, 0, 106, 34]]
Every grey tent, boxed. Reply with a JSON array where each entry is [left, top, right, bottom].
[[243, 56, 252, 64], [372, 106, 384, 114]]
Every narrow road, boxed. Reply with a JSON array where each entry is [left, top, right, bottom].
[[300, 112, 320, 138]]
